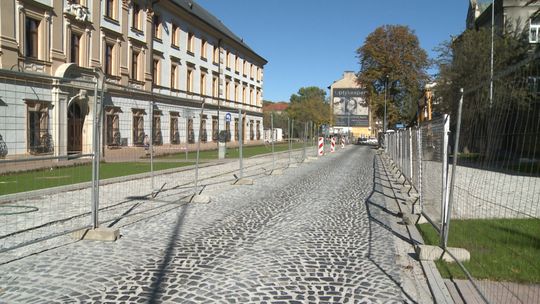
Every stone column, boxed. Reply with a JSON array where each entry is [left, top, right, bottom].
[[0, 0, 19, 69], [144, 6, 154, 91], [90, 0, 101, 68], [119, 0, 129, 86], [50, 0, 66, 73], [83, 92, 96, 155], [84, 27, 92, 68], [51, 82, 69, 157]]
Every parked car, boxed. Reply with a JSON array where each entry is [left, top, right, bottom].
[[356, 138, 367, 145], [367, 137, 378, 145]]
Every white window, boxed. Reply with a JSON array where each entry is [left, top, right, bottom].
[[530, 17, 540, 43], [187, 32, 194, 53], [200, 71, 207, 95], [187, 67, 194, 92], [201, 39, 207, 59], [171, 64, 178, 89], [212, 75, 219, 97]]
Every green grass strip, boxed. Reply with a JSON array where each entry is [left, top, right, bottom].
[[0, 142, 309, 195], [0, 161, 193, 195], [417, 219, 540, 283], [160, 142, 306, 160]]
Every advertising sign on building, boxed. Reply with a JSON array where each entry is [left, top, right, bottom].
[[332, 88, 369, 127]]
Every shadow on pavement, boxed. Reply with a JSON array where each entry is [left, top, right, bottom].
[[148, 205, 189, 303], [364, 155, 418, 303]]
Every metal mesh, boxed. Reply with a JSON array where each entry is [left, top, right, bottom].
[[420, 115, 449, 230], [0, 69, 307, 259], [0, 70, 97, 252], [445, 54, 540, 303], [385, 116, 448, 230]]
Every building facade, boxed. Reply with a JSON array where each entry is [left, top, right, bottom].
[[329, 71, 373, 138], [467, 0, 540, 43], [0, 0, 266, 158], [418, 82, 438, 123]]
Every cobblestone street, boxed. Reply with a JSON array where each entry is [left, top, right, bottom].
[[0, 146, 424, 303]]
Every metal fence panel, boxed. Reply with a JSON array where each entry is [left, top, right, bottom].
[[0, 70, 98, 253], [420, 115, 449, 231], [445, 55, 540, 303], [0, 68, 299, 259]]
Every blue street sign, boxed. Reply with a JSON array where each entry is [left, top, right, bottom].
[[225, 113, 231, 122]]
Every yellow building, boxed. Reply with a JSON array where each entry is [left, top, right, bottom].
[[329, 71, 373, 138], [418, 83, 436, 123]]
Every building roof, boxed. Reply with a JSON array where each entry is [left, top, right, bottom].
[[263, 102, 289, 112], [477, 0, 492, 14], [171, 0, 267, 64]]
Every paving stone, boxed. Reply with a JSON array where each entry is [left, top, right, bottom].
[[0, 146, 418, 303]]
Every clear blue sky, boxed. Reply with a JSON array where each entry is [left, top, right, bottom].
[[197, 0, 468, 102]]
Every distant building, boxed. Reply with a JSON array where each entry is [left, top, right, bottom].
[[0, 0, 266, 158], [467, 0, 540, 43], [329, 71, 372, 138], [418, 83, 437, 123], [263, 102, 289, 114]]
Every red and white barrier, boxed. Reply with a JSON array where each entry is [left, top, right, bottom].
[[341, 137, 345, 149], [318, 137, 324, 156], [330, 137, 335, 153]]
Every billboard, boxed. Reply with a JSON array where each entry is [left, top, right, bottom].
[[332, 88, 369, 127]]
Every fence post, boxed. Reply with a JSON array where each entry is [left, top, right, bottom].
[[440, 114, 451, 246], [315, 123, 319, 157], [238, 108, 244, 178], [399, 132, 402, 169], [302, 122, 307, 161], [194, 102, 206, 194], [443, 89, 463, 249], [185, 114, 189, 160], [417, 127, 423, 214], [91, 75, 105, 229], [150, 100, 155, 192], [288, 117, 291, 166], [91, 79, 99, 229], [271, 112, 275, 171], [409, 129, 413, 182]]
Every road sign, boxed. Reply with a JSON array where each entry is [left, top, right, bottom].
[[225, 113, 231, 122]]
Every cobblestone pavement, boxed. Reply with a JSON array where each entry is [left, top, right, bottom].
[[0, 148, 308, 257], [0, 146, 418, 303]]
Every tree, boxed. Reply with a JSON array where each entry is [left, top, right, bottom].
[[289, 86, 327, 104], [435, 25, 534, 160], [285, 86, 331, 138], [287, 86, 331, 125], [435, 27, 529, 116], [357, 25, 429, 127]]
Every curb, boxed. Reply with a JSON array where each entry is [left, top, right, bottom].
[[377, 152, 454, 304]]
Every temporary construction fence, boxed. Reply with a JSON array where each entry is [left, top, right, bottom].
[[385, 115, 450, 230], [386, 52, 540, 303], [445, 53, 540, 303], [0, 69, 314, 261]]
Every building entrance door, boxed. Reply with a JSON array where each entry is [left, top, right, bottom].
[[68, 102, 84, 153]]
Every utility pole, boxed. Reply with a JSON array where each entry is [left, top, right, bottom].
[[489, 0, 494, 107]]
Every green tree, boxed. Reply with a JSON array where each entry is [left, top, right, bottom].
[[287, 86, 331, 125], [435, 27, 529, 116], [435, 25, 535, 159], [357, 25, 429, 127], [289, 86, 327, 104]]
